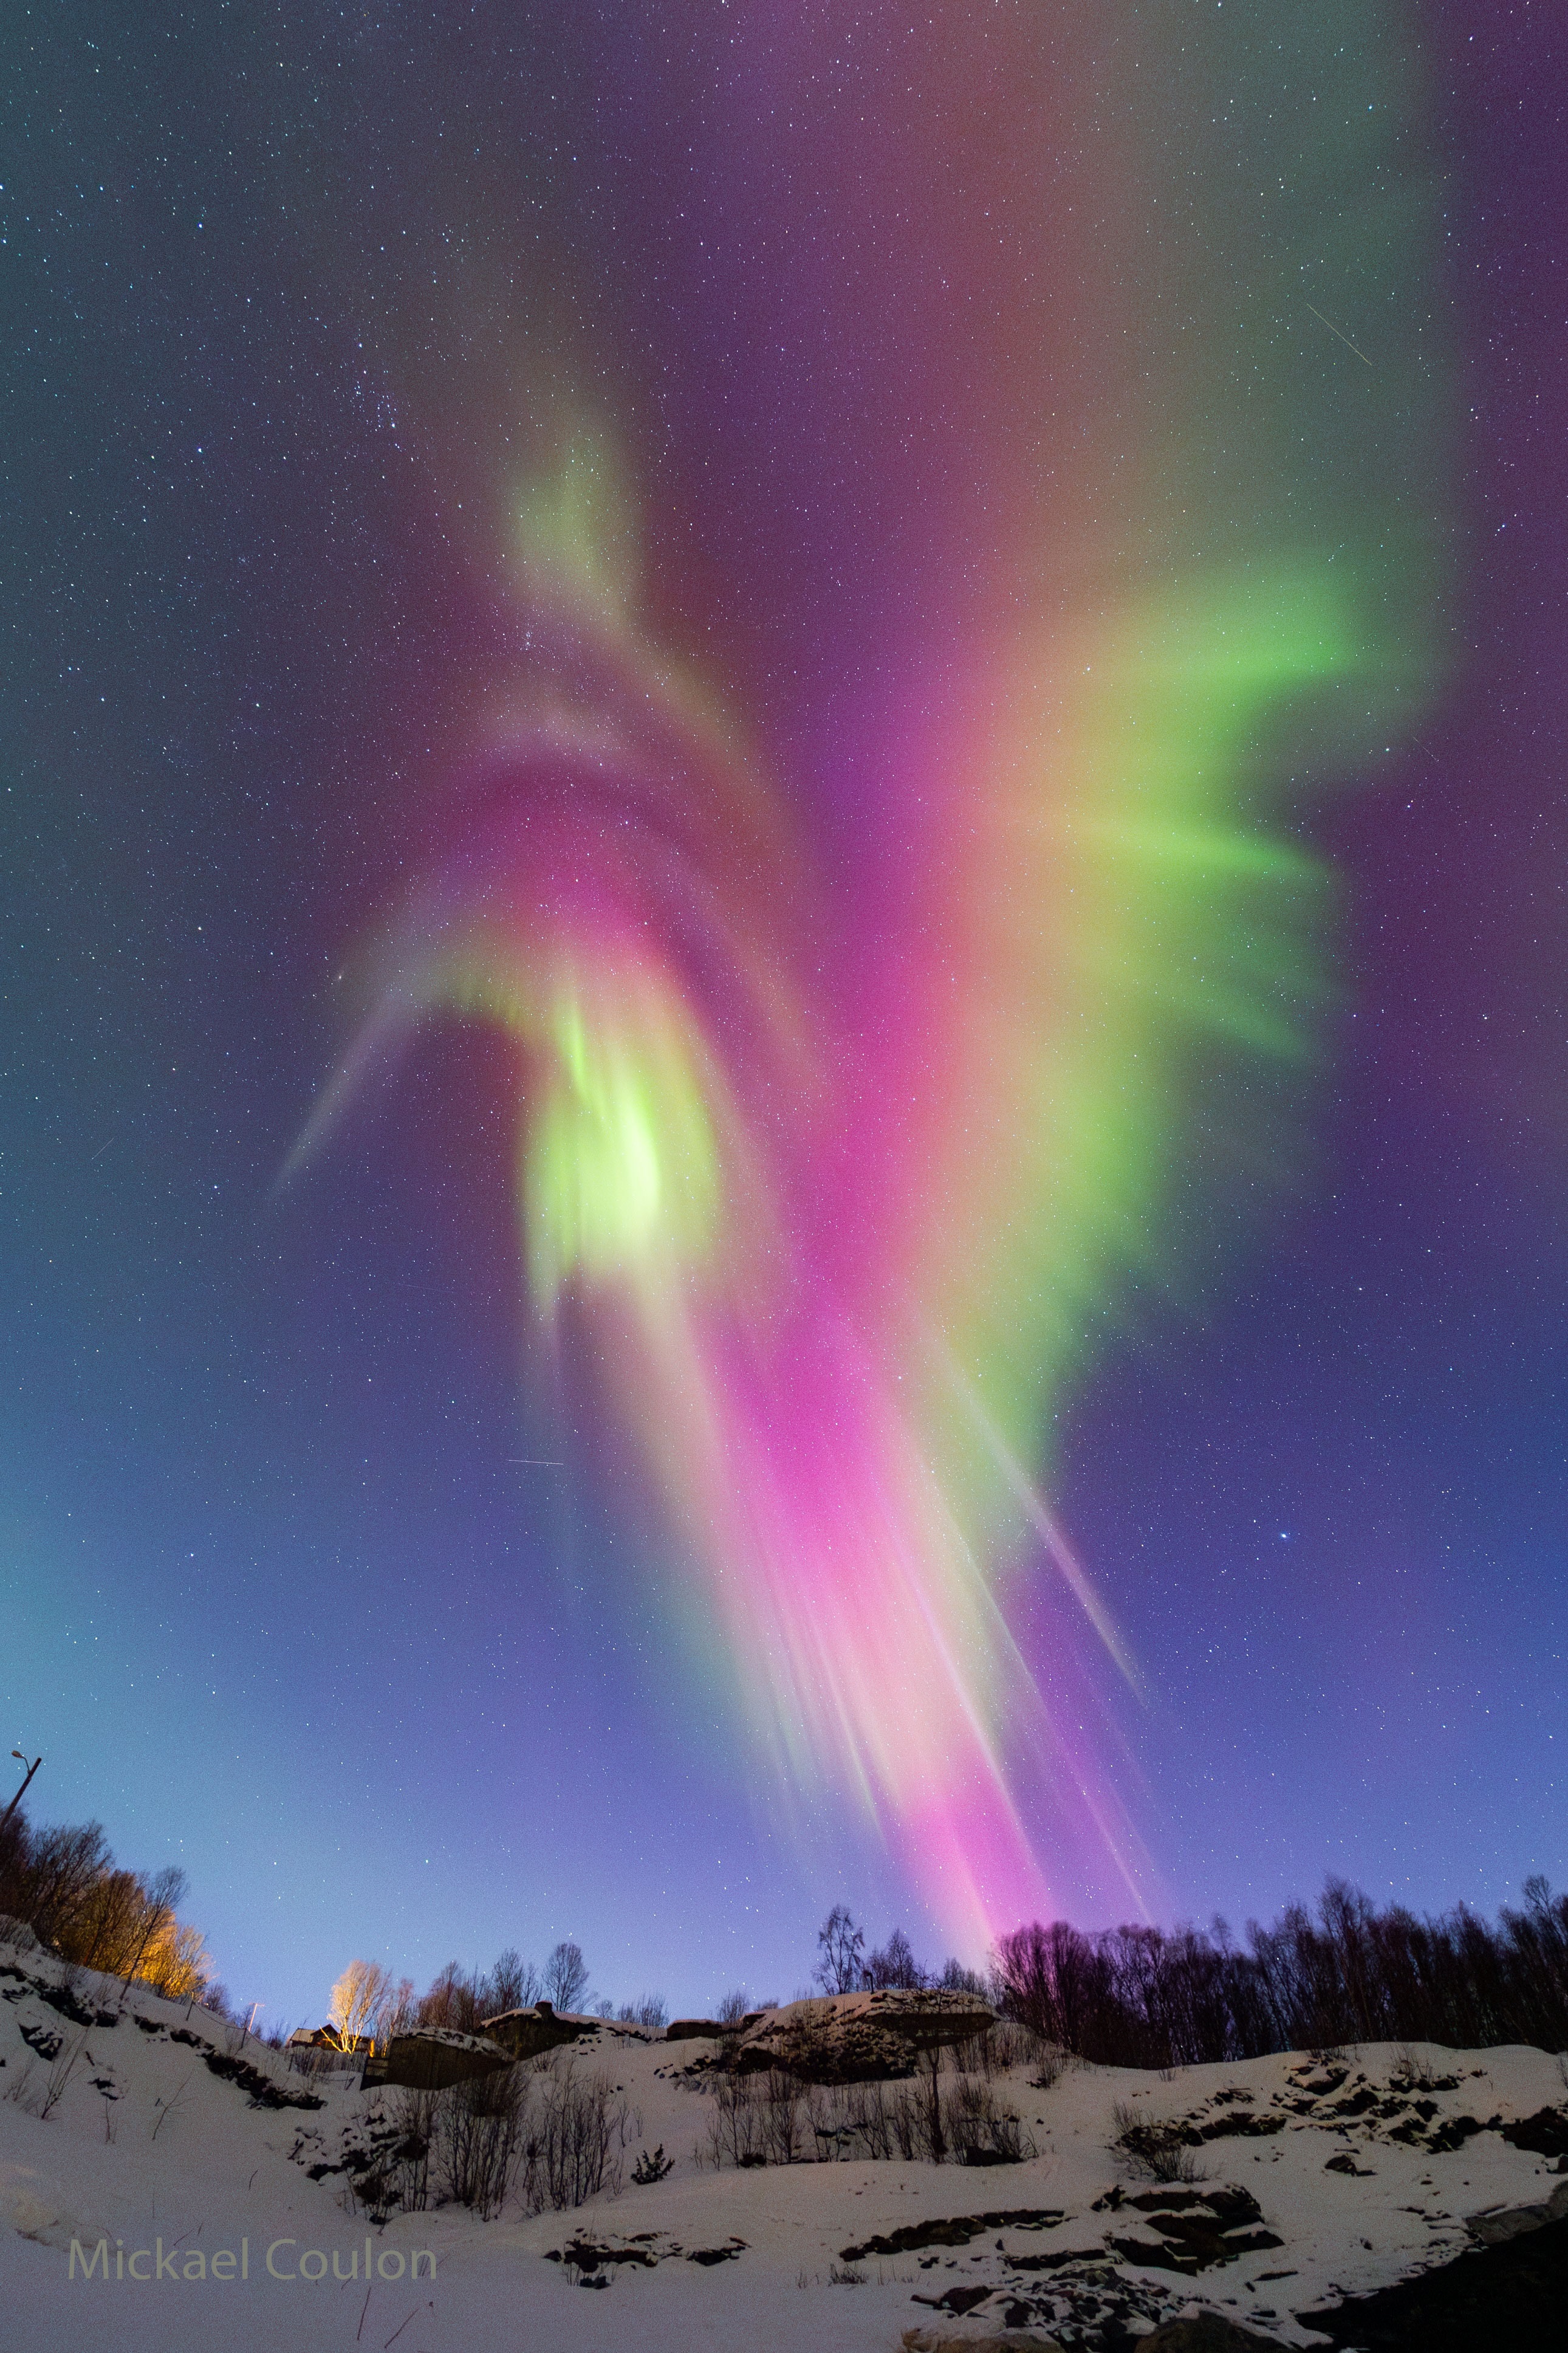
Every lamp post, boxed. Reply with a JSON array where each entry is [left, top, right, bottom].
[[0, 1750, 41, 1839]]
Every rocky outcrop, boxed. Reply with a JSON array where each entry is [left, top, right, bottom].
[[481, 2002, 597, 2063], [1468, 2176, 1568, 2246], [482, 2002, 652, 2061], [686, 1988, 997, 2084], [361, 2027, 513, 2092], [902, 2328, 1064, 2351]]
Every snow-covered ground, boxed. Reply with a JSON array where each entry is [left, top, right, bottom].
[[3, 1936, 1564, 2351]]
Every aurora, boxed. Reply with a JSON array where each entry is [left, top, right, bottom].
[[290, 2, 1450, 1948]]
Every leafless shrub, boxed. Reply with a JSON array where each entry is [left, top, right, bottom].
[[948, 2072, 1035, 2164], [702, 2063, 805, 2167], [828, 2262, 867, 2284], [707, 2067, 766, 2168], [842, 2079, 898, 2162], [758, 2067, 804, 2163], [38, 2029, 86, 2121], [149, 2070, 194, 2143], [434, 2064, 531, 2219], [1029, 2048, 1066, 2090], [715, 1987, 752, 2027], [1390, 2043, 1447, 2092], [524, 2063, 631, 2211], [1111, 2097, 1204, 2183], [4, 2058, 39, 2114], [805, 2072, 942, 2163], [383, 2088, 437, 2213]]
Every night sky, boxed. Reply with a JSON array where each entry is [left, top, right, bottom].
[[3, 4, 1564, 2033]]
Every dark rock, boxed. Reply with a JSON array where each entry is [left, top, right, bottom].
[[1324, 2151, 1375, 2176], [1468, 2179, 1568, 2245], [1134, 2319, 1280, 2351], [1108, 2186, 1283, 2275], [911, 2282, 995, 2317], [901, 2331, 1064, 2353], [1007, 2247, 1111, 2273], [481, 2004, 595, 2063], [1298, 2212, 1568, 2348], [1499, 2106, 1568, 2160], [666, 2019, 725, 2041], [38, 1982, 117, 2028], [201, 2047, 323, 2111], [842, 2210, 1065, 2261], [551, 2238, 657, 2270], [363, 2027, 512, 2092], [707, 1988, 998, 2085], [1425, 2113, 1484, 2154], [1196, 2111, 1284, 2140]]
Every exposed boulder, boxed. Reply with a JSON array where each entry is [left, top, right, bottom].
[[902, 2331, 1064, 2353], [361, 2027, 512, 2092], [697, 1988, 997, 2084], [482, 2002, 652, 2061], [481, 2002, 594, 2063], [1134, 2320, 1282, 2352], [1468, 2177, 1568, 2246]]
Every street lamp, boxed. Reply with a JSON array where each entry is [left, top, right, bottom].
[[0, 1750, 42, 1838]]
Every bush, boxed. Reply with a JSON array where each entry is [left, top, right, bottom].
[[1111, 2098, 1205, 2183], [434, 2065, 532, 2219], [524, 2062, 634, 2211]]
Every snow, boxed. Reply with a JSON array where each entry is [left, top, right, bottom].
[[3, 1937, 1565, 2351]]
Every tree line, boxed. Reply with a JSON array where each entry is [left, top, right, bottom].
[[812, 1878, 1568, 2064], [994, 1877, 1568, 2064], [0, 1807, 212, 2002]]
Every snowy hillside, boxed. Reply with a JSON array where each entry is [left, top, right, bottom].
[[2, 1932, 1566, 2351]]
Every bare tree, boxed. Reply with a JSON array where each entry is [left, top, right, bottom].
[[417, 1961, 478, 2030], [543, 1940, 588, 2012], [484, 1948, 540, 2015], [864, 1927, 926, 1990], [330, 1959, 393, 2049], [117, 1867, 188, 2006], [813, 1906, 864, 1996]]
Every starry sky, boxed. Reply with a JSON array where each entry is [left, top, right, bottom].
[[2, 4, 1564, 2032]]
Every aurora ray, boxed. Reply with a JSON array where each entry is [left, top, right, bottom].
[[291, 2, 1450, 1946]]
